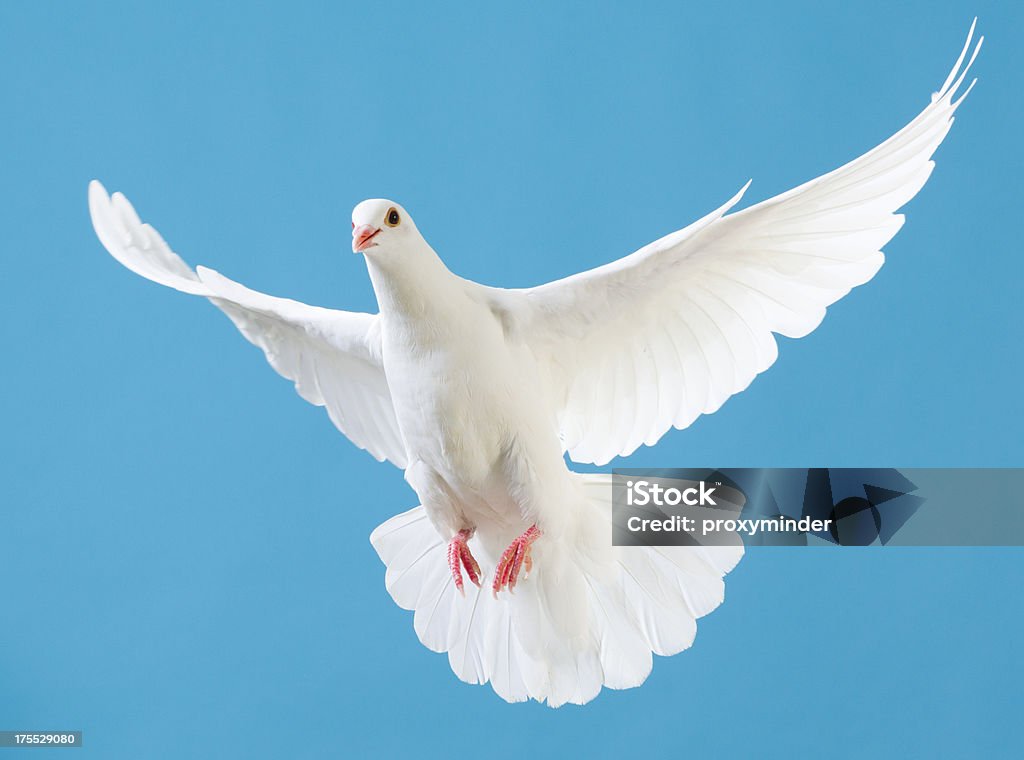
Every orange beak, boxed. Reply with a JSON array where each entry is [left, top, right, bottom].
[[352, 224, 381, 253]]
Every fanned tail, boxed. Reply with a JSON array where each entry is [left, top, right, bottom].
[[370, 474, 743, 707]]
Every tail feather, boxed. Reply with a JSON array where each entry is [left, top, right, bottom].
[[369, 474, 743, 707]]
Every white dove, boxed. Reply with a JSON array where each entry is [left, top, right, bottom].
[[90, 24, 980, 706]]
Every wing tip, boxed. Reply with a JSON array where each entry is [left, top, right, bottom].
[[88, 179, 121, 250], [937, 20, 983, 102], [88, 179, 111, 221]]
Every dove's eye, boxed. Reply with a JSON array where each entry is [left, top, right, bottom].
[[384, 208, 401, 227]]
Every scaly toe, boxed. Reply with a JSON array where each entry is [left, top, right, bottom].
[[492, 525, 542, 597], [448, 529, 477, 595], [461, 543, 482, 587]]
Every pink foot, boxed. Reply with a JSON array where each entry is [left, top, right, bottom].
[[448, 529, 482, 595], [492, 524, 541, 597]]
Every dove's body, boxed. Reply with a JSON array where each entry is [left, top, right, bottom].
[[366, 241, 574, 548], [89, 24, 981, 707], [369, 248, 548, 535]]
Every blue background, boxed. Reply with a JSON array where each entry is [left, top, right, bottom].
[[2, 1, 1021, 757]]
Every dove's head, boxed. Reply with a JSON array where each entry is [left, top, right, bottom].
[[351, 199, 418, 255]]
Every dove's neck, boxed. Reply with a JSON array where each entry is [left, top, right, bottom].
[[364, 239, 463, 320]]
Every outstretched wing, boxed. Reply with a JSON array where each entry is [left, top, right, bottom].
[[500, 23, 981, 466], [89, 181, 408, 468]]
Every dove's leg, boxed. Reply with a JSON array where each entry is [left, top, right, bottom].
[[448, 529, 482, 595], [492, 524, 541, 597], [405, 462, 483, 594]]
